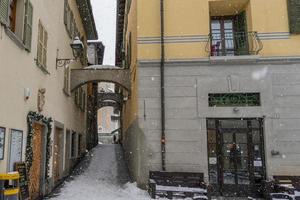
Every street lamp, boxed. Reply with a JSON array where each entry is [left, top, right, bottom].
[[56, 37, 84, 69]]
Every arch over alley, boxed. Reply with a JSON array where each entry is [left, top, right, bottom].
[[70, 66, 131, 92]]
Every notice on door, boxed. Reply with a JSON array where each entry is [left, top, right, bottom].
[[9, 129, 23, 172], [209, 157, 217, 165], [254, 160, 262, 167]]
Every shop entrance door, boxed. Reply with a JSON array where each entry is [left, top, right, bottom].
[[207, 119, 266, 197], [29, 123, 43, 200]]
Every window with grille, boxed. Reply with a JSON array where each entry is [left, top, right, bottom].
[[209, 93, 261, 107], [36, 21, 48, 68]]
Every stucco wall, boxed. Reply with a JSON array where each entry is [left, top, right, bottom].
[[137, 59, 300, 182], [137, 0, 300, 61], [0, 0, 88, 181]]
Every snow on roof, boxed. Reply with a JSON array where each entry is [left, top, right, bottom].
[[84, 65, 120, 69]]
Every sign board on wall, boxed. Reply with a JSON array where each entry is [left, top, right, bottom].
[[0, 127, 5, 160], [15, 162, 30, 200], [9, 129, 23, 172]]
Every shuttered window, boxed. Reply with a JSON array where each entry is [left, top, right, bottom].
[[23, 0, 33, 51], [64, 0, 79, 39], [287, 0, 300, 34], [63, 67, 70, 95], [64, 0, 67, 25], [81, 91, 86, 112], [0, 0, 9, 25], [37, 21, 48, 68]]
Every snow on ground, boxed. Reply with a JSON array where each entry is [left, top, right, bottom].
[[47, 145, 150, 200]]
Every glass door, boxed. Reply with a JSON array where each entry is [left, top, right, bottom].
[[207, 119, 266, 197]]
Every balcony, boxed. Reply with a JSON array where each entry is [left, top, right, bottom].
[[206, 31, 263, 57]]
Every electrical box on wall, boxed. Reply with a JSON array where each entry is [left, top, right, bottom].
[[24, 88, 31, 100]]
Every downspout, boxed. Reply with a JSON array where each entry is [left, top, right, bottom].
[[160, 0, 166, 171]]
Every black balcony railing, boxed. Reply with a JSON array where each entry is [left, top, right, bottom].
[[205, 31, 263, 56]]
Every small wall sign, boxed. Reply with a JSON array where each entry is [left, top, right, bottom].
[[15, 162, 30, 200], [0, 127, 5, 160], [209, 157, 217, 165], [254, 160, 263, 167]]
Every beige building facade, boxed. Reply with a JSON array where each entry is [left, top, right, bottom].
[[0, 0, 97, 198]]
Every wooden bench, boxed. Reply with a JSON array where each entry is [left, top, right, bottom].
[[148, 171, 207, 199]]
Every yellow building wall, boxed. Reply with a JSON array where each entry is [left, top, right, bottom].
[[137, 0, 300, 61], [122, 0, 138, 133]]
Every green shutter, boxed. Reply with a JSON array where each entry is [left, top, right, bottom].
[[287, 0, 300, 34], [23, 0, 33, 51], [0, 0, 9, 25]]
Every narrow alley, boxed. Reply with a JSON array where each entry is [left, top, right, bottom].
[[46, 145, 150, 200]]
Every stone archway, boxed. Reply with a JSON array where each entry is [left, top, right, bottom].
[[98, 93, 123, 105], [98, 101, 121, 109], [70, 66, 131, 92]]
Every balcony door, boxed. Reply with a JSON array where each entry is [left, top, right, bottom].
[[210, 12, 248, 56]]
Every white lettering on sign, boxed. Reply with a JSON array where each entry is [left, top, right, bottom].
[[254, 160, 262, 167]]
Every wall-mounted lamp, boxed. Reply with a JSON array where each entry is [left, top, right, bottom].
[[56, 37, 84, 69]]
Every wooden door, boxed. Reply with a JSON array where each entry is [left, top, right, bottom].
[[29, 123, 43, 200], [53, 127, 62, 184]]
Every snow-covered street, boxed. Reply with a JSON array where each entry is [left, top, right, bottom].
[[46, 145, 150, 200]]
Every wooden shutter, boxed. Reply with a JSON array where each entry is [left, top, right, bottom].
[[287, 0, 300, 34], [82, 92, 86, 111], [70, 13, 74, 38], [66, 5, 71, 35], [64, 0, 67, 25], [64, 67, 70, 94], [0, 0, 9, 25], [37, 22, 43, 66], [37, 22, 47, 67], [23, 0, 33, 51], [43, 30, 48, 67]]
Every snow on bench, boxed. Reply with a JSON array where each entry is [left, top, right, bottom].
[[156, 185, 207, 193], [148, 171, 207, 199]]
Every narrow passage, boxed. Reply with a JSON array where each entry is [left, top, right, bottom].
[[46, 144, 149, 200]]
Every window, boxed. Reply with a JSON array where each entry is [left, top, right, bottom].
[[64, 0, 79, 39], [208, 93, 261, 107], [63, 66, 70, 95], [287, 0, 300, 34], [74, 88, 79, 106], [74, 87, 86, 112], [0, 0, 33, 50], [36, 21, 48, 68], [8, 0, 17, 32], [81, 91, 86, 112], [80, 36, 87, 65], [210, 12, 249, 56], [126, 32, 132, 68]]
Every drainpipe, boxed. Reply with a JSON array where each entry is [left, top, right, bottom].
[[160, 0, 166, 171]]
